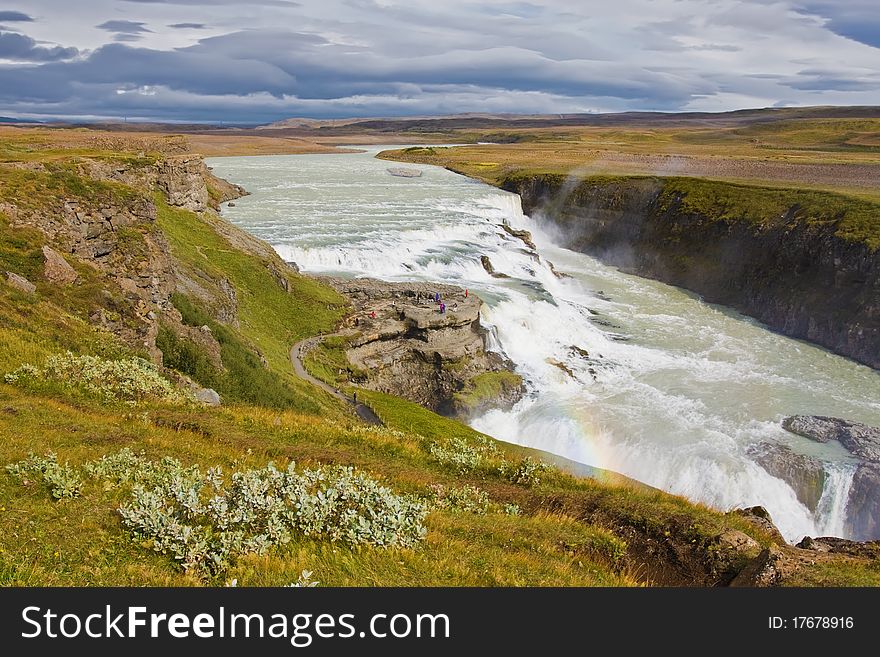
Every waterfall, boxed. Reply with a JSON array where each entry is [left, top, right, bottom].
[[208, 148, 880, 543], [813, 464, 857, 539]]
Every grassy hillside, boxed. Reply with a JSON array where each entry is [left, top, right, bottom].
[[0, 128, 877, 587]]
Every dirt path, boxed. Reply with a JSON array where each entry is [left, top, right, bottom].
[[290, 335, 382, 425]]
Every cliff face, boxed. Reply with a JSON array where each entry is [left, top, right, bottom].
[[1, 155, 250, 361], [320, 278, 524, 416], [504, 174, 880, 369]]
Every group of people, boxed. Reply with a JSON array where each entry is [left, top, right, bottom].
[[355, 287, 469, 322], [434, 289, 468, 314]]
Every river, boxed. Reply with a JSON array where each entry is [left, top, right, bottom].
[[208, 147, 880, 542]]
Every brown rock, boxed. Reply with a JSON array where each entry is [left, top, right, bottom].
[[317, 277, 522, 416], [480, 255, 510, 279], [41, 246, 78, 285], [796, 535, 880, 558], [731, 506, 787, 544], [500, 223, 537, 250], [716, 529, 760, 553], [729, 545, 791, 587], [5, 271, 36, 294]]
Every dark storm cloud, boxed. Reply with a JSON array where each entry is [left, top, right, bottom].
[[0, 31, 78, 61], [0, 10, 33, 21]]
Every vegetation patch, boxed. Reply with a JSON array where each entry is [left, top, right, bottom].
[[659, 177, 880, 249], [4, 352, 192, 405], [158, 294, 310, 410], [452, 371, 523, 415], [429, 483, 520, 516], [7, 449, 427, 579]]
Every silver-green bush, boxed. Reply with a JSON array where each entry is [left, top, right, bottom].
[[4, 352, 192, 404], [6, 450, 427, 578], [5, 452, 83, 499], [117, 460, 427, 577], [428, 435, 501, 473], [502, 457, 550, 487]]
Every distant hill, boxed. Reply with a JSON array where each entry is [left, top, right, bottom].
[[263, 106, 880, 133], [0, 117, 41, 124]]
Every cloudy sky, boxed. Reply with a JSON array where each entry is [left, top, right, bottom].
[[0, 0, 878, 123]]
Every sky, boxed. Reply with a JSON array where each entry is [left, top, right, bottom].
[[0, 0, 878, 123]]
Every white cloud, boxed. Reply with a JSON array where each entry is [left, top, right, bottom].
[[0, 0, 878, 121]]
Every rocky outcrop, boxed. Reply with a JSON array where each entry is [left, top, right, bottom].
[[2, 153, 252, 362], [5, 271, 35, 294], [797, 535, 880, 558], [499, 224, 536, 250], [783, 415, 880, 462], [480, 255, 509, 278], [732, 506, 787, 544], [848, 464, 880, 541], [729, 545, 794, 587], [779, 415, 880, 541], [503, 174, 879, 369], [747, 442, 827, 512], [41, 246, 78, 285], [82, 155, 246, 214], [156, 156, 211, 212], [320, 277, 523, 416]]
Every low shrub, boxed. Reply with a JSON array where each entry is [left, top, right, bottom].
[[4, 352, 192, 404], [428, 435, 502, 473], [5, 452, 83, 499], [6, 450, 427, 578], [502, 457, 551, 487]]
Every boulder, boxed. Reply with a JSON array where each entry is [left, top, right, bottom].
[[480, 255, 510, 279], [747, 442, 826, 511], [796, 535, 880, 559], [715, 529, 760, 553], [782, 415, 880, 462], [5, 271, 36, 294], [730, 506, 786, 544], [846, 463, 880, 541], [41, 246, 78, 285], [195, 388, 221, 406], [729, 545, 793, 587]]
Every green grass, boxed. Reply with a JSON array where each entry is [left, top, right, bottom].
[[158, 293, 316, 410], [501, 170, 880, 250], [155, 197, 350, 416], [659, 177, 880, 249], [452, 371, 523, 415], [0, 162, 143, 212], [784, 558, 880, 587], [0, 131, 876, 587]]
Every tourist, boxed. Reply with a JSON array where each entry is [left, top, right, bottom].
[[440, 302, 446, 314]]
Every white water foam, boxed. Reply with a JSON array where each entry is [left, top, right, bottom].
[[209, 150, 880, 543]]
